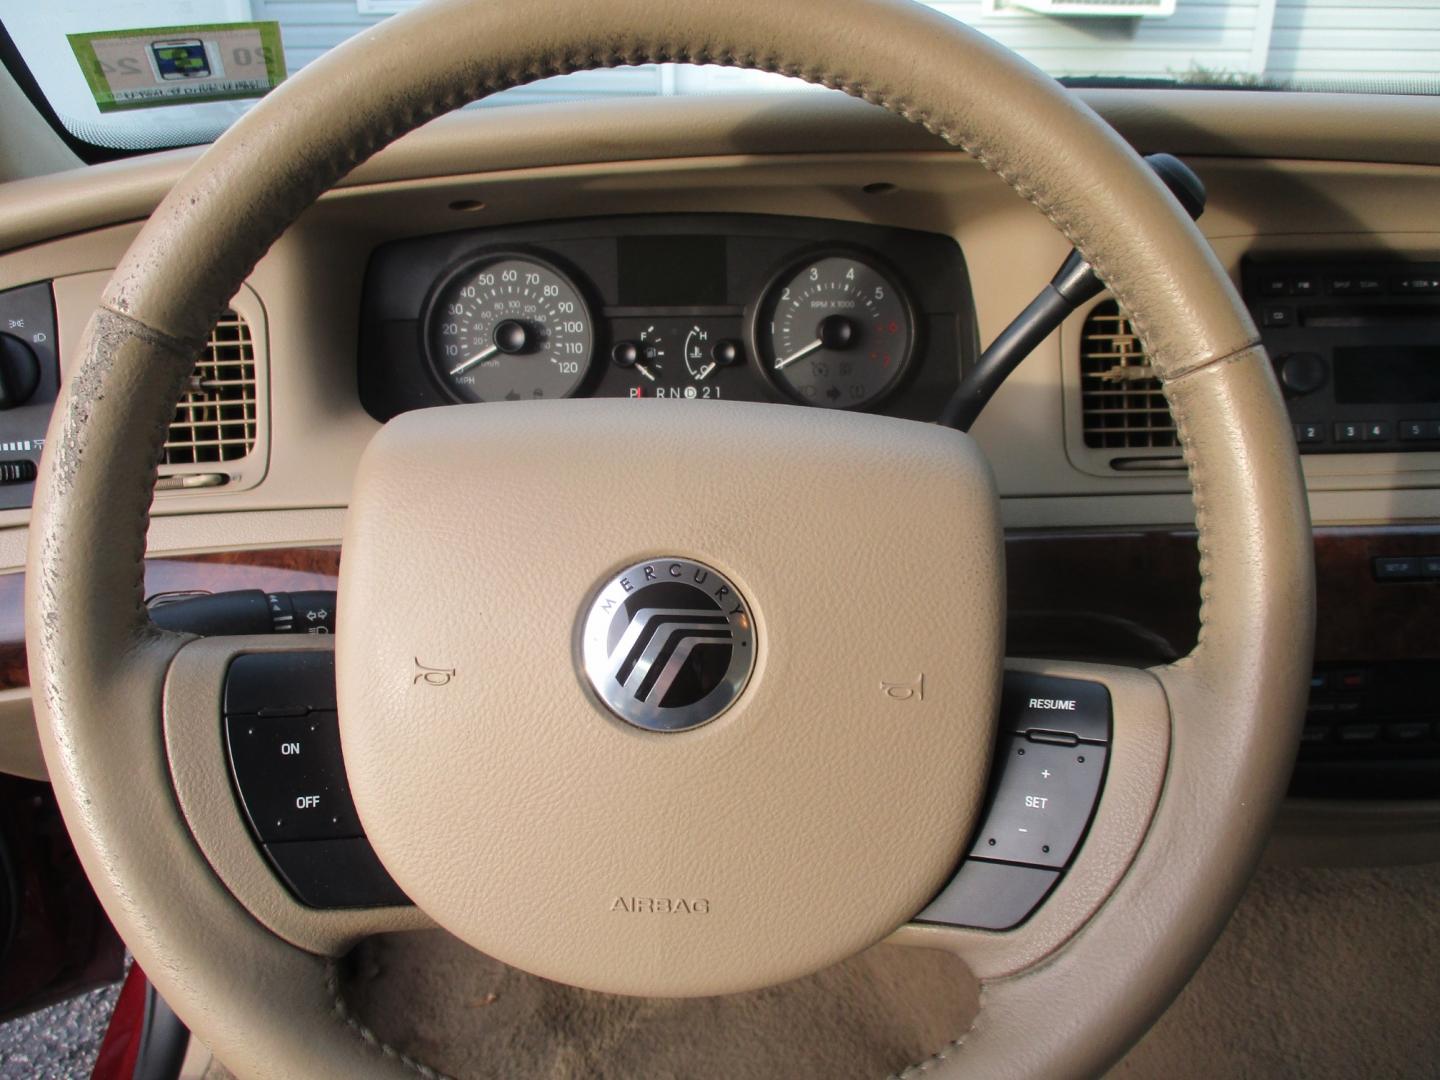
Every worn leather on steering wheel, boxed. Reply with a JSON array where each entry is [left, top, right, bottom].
[[25, 0, 1314, 1076]]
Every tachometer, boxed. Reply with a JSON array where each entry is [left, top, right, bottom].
[[753, 253, 914, 409], [426, 254, 594, 402]]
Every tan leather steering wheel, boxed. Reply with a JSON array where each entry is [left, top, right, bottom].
[[25, 0, 1314, 1075]]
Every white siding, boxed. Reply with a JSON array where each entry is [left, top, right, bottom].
[[930, 0, 1271, 78], [250, 0, 1440, 94], [249, 0, 667, 101], [1267, 0, 1440, 86]]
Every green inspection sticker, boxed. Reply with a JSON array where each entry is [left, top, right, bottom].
[[68, 23, 286, 113]]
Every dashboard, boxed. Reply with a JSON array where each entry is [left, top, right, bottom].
[[358, 214, 971, 421], [0, 90, 1437, 814]]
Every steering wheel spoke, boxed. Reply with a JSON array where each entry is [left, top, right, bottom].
[[890, 659, 1170, 981], [163, 635, 431, 956]]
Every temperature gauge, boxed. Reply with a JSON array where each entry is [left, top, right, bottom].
[[608, 319, 745, 399]]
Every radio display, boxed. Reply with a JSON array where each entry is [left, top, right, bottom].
[[1333, 346, 1440, 405]]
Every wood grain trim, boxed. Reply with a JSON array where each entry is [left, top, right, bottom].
[[0, 526, 1433, 691], [1006, 524, 1440, 666]]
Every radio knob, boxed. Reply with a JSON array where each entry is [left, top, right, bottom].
[[1279, 352, 1328, 396], [0, 333, 41, 410]]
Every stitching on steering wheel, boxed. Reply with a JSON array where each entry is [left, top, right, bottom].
[[1160, 343, 1265, 668], [890, 984, 985, 1078], [325, 959, 455, 1080]]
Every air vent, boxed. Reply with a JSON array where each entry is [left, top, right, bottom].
[[1079, 300, 1177, 450], [163, 309, 257, 466]]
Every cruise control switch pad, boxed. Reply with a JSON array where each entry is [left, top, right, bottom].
[[224, 652, 408, 908], [918, 671, 1111, 931]]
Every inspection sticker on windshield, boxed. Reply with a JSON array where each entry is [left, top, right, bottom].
[[67, 23, 286, 113]]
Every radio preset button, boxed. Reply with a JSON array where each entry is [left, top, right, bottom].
[[1373, 556, 1421, 582], [1334, 421, 1364, 443], [1363, 420, 1394, 442], [1295, 423, 1326, 444]]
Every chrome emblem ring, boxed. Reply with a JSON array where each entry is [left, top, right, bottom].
[[580, 558, 755, 732]]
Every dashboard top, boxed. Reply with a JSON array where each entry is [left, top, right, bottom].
[[3, 89, 1440, 257]]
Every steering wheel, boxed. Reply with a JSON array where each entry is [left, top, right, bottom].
[[25, 0, 1314, 1075]]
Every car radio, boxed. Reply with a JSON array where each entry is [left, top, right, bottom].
[[1243, 257, 1440, 453]]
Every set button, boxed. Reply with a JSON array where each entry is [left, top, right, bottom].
[[968, 737, 1108, 869]]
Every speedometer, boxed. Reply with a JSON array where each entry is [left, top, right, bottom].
[[753, 253, 914, 409], [425, 254, 595, 402]]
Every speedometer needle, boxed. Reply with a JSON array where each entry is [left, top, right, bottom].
[[773, 338, 822, 372], [449, 344, 499, 376]]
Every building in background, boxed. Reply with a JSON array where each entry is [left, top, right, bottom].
[[4, 0, 1438, 150]]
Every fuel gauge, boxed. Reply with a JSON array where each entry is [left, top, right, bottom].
[[606, 317, 749, 399], [611, 325, 667, 385]]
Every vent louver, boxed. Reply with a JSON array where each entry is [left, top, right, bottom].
[[1079, 300, 1177, 450], [163, 309, 258, 466]]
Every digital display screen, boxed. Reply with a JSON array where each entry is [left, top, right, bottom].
[[618, 236, 728, 307], [1333, 346, 1440, 405]]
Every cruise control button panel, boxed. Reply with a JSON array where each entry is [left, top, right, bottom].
[[968, 737, 1108, 869], [917, 670, 1111, 931], [225, 711, 361, 842], [224, 651, 409, 909]]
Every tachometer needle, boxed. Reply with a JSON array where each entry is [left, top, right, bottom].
[[634, 362, 657, 382], [773, 338, 822, 372], [449, 344, 499, 376]]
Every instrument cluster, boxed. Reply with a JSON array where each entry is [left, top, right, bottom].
[[359, 215, 973, 423]]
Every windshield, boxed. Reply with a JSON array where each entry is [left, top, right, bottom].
[[4, 0, 1438, 155]]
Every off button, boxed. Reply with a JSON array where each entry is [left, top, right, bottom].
[[225, 710, 363, 842]]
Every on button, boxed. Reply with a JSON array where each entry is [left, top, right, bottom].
[[225, 710, 363, 843]]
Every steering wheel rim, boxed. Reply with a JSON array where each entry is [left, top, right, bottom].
[[25, 0, 1314, 1076]]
